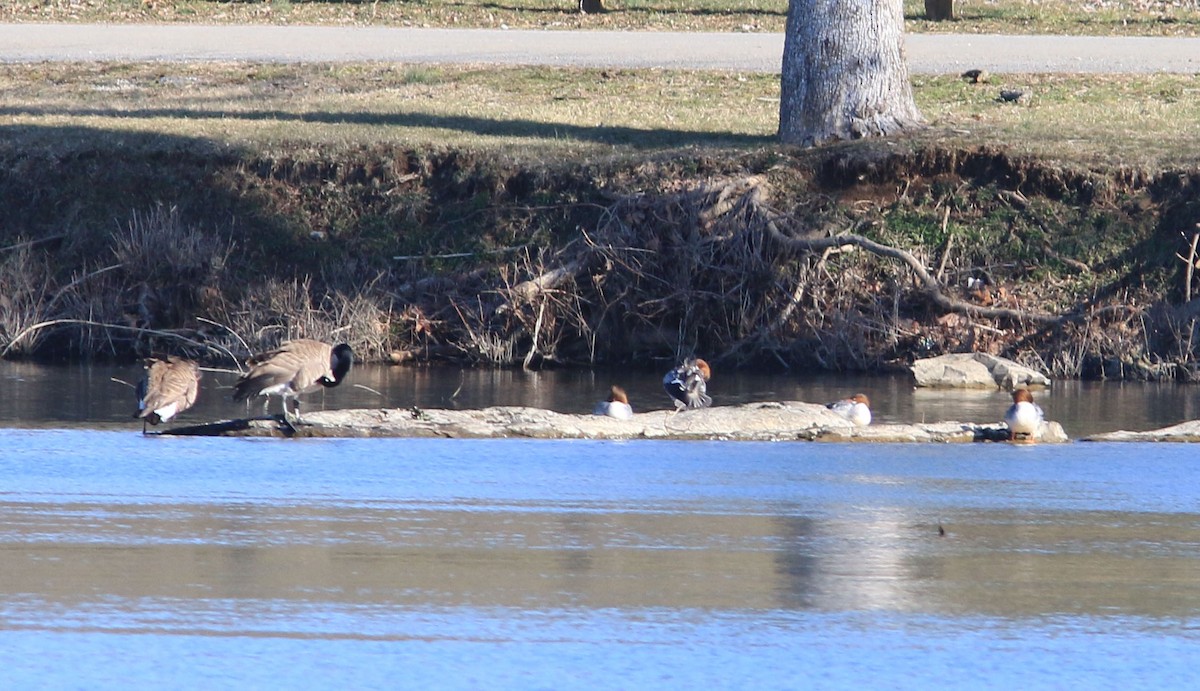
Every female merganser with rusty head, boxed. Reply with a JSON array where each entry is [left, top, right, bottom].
[[593, 385, 634, 420], [663, 357, 712, 410], [827, 393, 871, 426], [1004, 388, 1044, 440]]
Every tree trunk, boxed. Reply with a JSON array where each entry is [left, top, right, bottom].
[[778, 0, 924, 147], [924, 0, 955, 21]]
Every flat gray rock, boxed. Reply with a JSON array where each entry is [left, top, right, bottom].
[[911, 353, 1051, 389], [1085, 420, 1200, 442], [158, 401, 1069, 443]]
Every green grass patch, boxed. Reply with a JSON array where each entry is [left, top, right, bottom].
[[3, 62, 1198, 170]]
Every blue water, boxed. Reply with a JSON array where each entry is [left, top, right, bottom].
[[3, 432, 1200, 688]]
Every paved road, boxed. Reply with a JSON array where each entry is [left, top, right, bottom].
[[2, 24, 1198, 74]]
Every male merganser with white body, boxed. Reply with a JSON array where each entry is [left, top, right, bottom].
[[827, 393, 871, 426], [1004, 388, 1044, 440], [663, 358, 712, 410], [593, 385, 634, 419]]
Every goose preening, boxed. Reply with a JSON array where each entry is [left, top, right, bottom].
[[593, 385, 634, 420], [135, 356, 201, 432], [827, 393, 872, 426], [662, 358, 712, 410], [1004, 388, 1044, 440], [233, 339, 353, 426]]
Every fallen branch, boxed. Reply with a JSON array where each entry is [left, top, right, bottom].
[[739, 179, 1061, 326], [762, 223, 1061, 325], [508, 257, 589, 303], [1, 319, 233, 361]]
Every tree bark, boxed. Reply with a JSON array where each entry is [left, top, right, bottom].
[[778, 0, 924, 147]]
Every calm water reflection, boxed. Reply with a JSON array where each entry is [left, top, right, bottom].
[[1, 360, 1198, 437], [3, 363, 1200, 688]]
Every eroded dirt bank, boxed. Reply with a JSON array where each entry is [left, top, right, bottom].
[[2, 140, 1198, 380]]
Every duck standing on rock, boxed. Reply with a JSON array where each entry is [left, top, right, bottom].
[[827, 393, 871, 426], [593, 385, 634, 419], [234, 339, 354, 426], [1004, 388, 1044, 440], [135, 356, 201, 432], [663, 358, 712, 410]]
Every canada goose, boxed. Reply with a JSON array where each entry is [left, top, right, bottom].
[[134, 356, 201, 432], [1004, 388, 1044, 440], [593, 385, 634, 419], [827, 393, 872, 426], [233, 339, 353, 424], [662, 358, 712, 410]]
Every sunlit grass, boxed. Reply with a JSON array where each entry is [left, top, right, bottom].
[[2, 62, 1198, 169]]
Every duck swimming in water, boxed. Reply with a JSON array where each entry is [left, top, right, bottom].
[[663, 358, 711, 410], [593, 385, 634, 420], [1004, 388, 1044, 440], [827, 393, 871, 426]]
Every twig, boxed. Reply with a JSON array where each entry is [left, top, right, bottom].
[[0, 234, 66, 254], [1, 319, 220, 360], [934, 206, 953, 283], [195, 316, 252, 363], [392, 246, 526, 261], [760, 223, 1061, 325], [1178, 230, 1200, 302], [45, 264, 123, 312], [523, 299, 547, 370]]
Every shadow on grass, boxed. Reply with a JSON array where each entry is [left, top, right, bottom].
[[458, 0, 786, 17], [0, 106, 774, 149], [214, 0, 787, 18]]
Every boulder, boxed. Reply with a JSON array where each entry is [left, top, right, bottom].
[[911, 353, 1051, 389], [1084, 420, 1200, 442]]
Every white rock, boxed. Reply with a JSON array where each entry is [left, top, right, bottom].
[[911, 353, 1051, 389]]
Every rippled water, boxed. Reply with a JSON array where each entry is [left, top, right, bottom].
[[2, 364, 1200, 688]]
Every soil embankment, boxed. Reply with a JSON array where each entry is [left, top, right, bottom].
[[2, 140, 1198, 380]]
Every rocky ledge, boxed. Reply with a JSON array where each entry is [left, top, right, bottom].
[[1083, 420, 1200, 442], [157, 401, 1070, 443]]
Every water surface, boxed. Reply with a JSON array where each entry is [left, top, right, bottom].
[[2, 363, 1200, 688]]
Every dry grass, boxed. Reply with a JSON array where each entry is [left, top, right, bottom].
[[2, 62, 1198, 169], [212, 276, 395, 362], [4, 0, 1197, 36]]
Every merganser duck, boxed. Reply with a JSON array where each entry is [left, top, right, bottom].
[[135, 356, 201, 432], [663, 357, 712, 410], [827, 393, 871, 426], [1004, 388, 1044, 440], [593, 385, 634, 419], [234, 339, 354, 425]]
